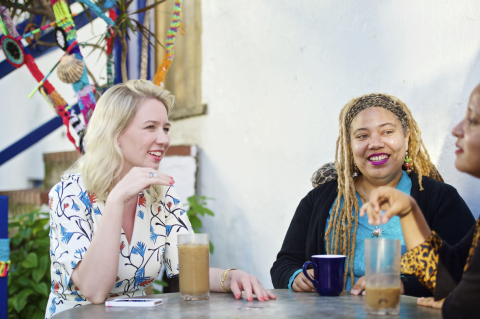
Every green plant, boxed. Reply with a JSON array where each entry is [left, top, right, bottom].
[[186, 195, 215, 253], [8, 210, 50, 319]]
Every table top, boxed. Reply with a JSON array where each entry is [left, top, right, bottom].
[[53, 289, 442, 319]]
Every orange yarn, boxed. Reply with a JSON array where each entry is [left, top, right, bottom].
[[50, 90, 67, 107], [153, 58, 172, 87]]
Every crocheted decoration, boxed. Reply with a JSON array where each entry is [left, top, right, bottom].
[[0, 238, 9, 262], [106, 9, 117, 88], [153, 0, 182, 87], [1, 36, 25, 68], [77, 0, 114, 26], [0, 6, 83, 151], [16, 13, 79, 42], [0, 261, 9, 277], [51, 0, 97, 124]]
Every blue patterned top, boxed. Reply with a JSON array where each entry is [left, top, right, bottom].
[[46, 173, 192, 318], [325, 170, 411, 289]]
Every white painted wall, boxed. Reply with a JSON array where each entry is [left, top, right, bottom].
[[2, 1, 480, 291], [167, 0, 480, 289]]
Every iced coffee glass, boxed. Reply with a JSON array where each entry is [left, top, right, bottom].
[[178, 233, 210, 301], [365, 238, 401, 315]]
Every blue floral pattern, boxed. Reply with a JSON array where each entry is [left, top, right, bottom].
[[46, 173, 192, 318]]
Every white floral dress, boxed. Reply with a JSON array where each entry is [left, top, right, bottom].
[[46, 173, 192, 318]]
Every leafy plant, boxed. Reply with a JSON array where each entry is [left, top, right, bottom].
[[7, 210, 50, 319], [186, 195, 215, 253]]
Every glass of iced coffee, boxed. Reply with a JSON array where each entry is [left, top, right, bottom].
[[178, 233, 210, 301], [364, 238, 401, 315]]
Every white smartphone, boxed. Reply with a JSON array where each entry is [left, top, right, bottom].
[[105, 298, 163, 307]]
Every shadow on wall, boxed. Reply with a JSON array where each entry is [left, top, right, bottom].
[[195, 148, 256, 275]]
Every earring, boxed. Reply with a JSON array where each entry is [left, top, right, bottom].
[[404, 151, 412, 173], [352, 162, 358, 179]]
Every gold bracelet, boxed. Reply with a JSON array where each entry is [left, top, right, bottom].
[[220, 268, 237, 293]]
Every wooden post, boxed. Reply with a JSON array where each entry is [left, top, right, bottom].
[[0, 195, 8, 319]]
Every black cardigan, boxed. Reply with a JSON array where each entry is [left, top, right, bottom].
[[435, 220, 480, 319], [270, 173, 475, 297]]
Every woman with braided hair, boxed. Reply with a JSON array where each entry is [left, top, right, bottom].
[[270, 93, 475, 297]]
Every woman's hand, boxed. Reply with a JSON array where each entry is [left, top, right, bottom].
[[109, 167, 173, 202], [359, 186, 415, 225], [417, 297, 444, 309], [292, 269, 316, 292], [227, 270, 277, 301], [351, 276, 405, 295]]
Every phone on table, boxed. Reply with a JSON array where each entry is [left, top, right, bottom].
[[105, 298, 163, 307]]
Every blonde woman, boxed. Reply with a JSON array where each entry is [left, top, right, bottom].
[[270, 93, 475, 297], [46, 80, 275, 318]]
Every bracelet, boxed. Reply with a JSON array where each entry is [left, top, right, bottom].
[[219, 268, 237, 293]]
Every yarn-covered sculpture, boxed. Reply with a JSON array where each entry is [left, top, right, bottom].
[[153, 0, 182, 87]]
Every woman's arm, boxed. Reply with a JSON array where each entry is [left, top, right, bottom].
[[71, 167, 172, 303], [209, 268, 276, 301], [361, 186, 431, 250]]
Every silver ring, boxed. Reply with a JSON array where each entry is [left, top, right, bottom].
[[150, 172, 157, 178]]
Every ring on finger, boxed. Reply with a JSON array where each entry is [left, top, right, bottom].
[[150, 172, 157, 178]]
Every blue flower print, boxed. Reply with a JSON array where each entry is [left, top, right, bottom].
[[137, 210, 144, 220], [166, 225, 173, 237], [150, 225, 158, 244], [72, 202, 80, 212], [49, 297, 57, 316], [60, 225, 74, 244], [93, 207, 101, 215], [173, 198, 180, 205], [55, 185, 60, 193], [78, 190, 92, 211], [131, 241, 146, 257]]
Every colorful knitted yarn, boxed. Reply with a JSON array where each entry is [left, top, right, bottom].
[[77, 0, 114, 26], [0, 261, 9, 277], [153, 0, 182, 87], [0, 238, 9, 262], [51, 0, 96, 124]]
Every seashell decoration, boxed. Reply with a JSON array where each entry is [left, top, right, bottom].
[[57, 54, 84, 84]]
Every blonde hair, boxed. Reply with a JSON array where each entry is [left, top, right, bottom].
[[325, 93, 443, 286], [66, 80, 175, 201]]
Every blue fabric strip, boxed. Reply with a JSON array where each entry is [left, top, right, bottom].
[[288, 269, 303, 289], [0, 239, 9, 262]]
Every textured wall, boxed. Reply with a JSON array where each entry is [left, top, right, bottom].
[[168, 0, 480, 288]]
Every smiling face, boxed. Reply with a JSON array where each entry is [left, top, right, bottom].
[[350, 107, 410, 185], [118, 98, 170, 175], [452, 85, 480, 178]]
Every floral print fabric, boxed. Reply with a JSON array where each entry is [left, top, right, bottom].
[[46, 173, 192, 318]]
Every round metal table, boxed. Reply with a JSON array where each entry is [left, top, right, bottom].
[[53, 290, 442, 318]]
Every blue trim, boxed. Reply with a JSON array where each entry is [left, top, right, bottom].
[[0, 239, 9, 262], [0, 116, 63, 166], [288, 269, 303, 289], [0, 196, 8, 319]]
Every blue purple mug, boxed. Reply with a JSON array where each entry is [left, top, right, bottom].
[[302, 255, 346, 296]]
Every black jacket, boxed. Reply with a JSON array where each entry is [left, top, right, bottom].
[[270, 173, 475, 297]]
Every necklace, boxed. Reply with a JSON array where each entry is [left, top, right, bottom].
[[355, 189, 382, 238]]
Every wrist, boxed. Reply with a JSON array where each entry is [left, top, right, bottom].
[[221, 269, 239, 292]]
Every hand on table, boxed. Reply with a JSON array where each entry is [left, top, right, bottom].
[[350, 276, 405, 296], [292, 269, 316, 292], [228, 270, 277, 302], [417, 297, 444, 309]]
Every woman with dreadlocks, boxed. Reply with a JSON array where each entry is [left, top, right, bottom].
[[270, 93, 475, 297]]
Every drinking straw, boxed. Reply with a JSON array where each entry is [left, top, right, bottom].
[[28, 40, 78, 98]]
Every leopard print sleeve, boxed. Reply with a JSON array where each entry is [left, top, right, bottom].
[[400, 231, 443, 293]]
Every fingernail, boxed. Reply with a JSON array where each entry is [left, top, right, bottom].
[[265, 297, 269, 300], [248, 297, 253, 302], [259, 297, 264, 301], [235, 294, 240, 299]]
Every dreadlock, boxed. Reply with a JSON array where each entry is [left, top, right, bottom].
[[325, 93, 443, 287]]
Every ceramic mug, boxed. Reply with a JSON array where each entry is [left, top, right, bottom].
[[302, 255, 346, 296]]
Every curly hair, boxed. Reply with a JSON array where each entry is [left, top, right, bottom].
[[325, 93, 443, 287]]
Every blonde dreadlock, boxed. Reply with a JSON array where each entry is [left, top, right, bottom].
[[325, 93, 443, 287]]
